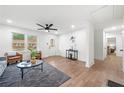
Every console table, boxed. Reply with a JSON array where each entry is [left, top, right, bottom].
[[66, 49, 78, 60]]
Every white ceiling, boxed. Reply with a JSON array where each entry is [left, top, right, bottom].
[[0, 5, 124, 34]]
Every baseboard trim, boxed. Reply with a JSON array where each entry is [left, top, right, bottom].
[[86, 61, 95, 68], [94, 58, 104, 62]]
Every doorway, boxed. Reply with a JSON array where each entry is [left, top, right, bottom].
[[103, 31, 123, 58], [107, 37, 116, 56], [103, 30, 124, 72]]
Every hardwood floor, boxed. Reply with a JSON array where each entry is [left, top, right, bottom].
[[45, 55, 124, 87]]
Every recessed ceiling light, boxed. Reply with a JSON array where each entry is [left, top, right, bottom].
[[71, 25, 75, 28], [111, 27, 117, 30], [122, 30, 124, 33], [6, 19, 13, 24], [45, 30, 49, 32], [121, 25, 124, 28]]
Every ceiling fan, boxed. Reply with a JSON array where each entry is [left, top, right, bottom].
[[36, 23, 58, 32]]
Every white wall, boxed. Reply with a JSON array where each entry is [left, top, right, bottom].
[[59, 23, 94, 68], [87, 24, 94, 67], [59, 29, 89, 62], [0, 24, 59, 60]]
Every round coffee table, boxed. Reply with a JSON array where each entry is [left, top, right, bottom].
[[17, 60, 43, 79]]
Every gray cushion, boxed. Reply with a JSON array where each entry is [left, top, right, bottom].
[[0, 57, 6, 61], [0, 57, 7, 76]]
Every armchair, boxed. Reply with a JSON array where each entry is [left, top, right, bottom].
[[5, 51, 23, 65]]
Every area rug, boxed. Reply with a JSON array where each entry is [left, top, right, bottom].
[[0, 63, 70, 87], [107, 80, 124, 87]]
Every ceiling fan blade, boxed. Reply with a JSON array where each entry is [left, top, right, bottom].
[[37, 28, 44, 30], [36, 23, 45, 28], [49, 24, 53, 27], [49, 28, 57, 30]]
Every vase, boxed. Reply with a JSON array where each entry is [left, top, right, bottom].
[[31, 57, 36, 64]]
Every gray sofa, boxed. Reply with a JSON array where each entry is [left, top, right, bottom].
[[0, 57, 7, 76]]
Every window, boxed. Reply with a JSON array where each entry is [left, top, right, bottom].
[[27, 35, 37, 49], [12, 32, 25, 51]]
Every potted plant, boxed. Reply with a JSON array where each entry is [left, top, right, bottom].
[[29, 48, 37, 64]]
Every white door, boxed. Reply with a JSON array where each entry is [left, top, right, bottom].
[[122, 33, 124, 72], [103, 31, 107, 60]]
